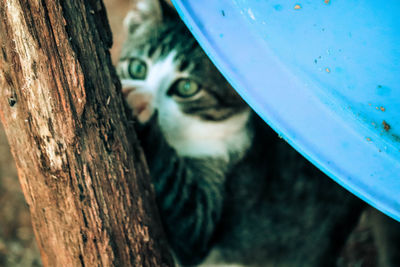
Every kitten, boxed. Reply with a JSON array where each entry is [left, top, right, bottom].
[[117, 0, 400, 266]]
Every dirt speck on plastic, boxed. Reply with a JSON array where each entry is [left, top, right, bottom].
[[294, 4, 302, 10], [375, 106, 386, 112], [382, 121, 391, 132]]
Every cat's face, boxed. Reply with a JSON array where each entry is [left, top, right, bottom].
[[118, 0, 251, 160]]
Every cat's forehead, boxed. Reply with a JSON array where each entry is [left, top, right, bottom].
[[121, 21, 202, 62]]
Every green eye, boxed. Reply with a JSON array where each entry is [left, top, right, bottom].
[[171, 79, 201, 98], [128, 59, 147, 80]]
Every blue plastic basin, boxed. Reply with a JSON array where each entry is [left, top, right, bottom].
[[171, 0, 400, 221]]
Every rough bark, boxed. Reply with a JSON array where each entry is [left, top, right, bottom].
[[0, 0, 173, 266]]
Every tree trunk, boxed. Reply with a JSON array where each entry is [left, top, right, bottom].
[[0, 0, 173, 266]]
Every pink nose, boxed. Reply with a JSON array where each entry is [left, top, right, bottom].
[[130, 93, 151, 114], [122, 85, 154, 123]]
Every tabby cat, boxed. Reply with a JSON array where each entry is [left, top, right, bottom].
[[117, 0, 400, 266]]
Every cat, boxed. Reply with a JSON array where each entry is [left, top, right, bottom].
[[117, 0, 400, 266]]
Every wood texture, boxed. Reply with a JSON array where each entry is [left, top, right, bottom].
[[0, 0, 173, 266]]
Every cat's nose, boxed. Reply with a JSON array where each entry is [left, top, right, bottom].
[[127, 92, 154, 123], [120, 79, 154, 123]]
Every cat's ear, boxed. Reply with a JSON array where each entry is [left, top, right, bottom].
[[124, 0, 179, 34], [123, 0, 163, 33]]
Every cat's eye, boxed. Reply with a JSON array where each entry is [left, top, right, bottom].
[[128, 58, 147, 80], [169, 78, 201, 99]]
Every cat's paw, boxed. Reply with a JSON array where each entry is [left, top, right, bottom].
[[121, 80, 155, 124]]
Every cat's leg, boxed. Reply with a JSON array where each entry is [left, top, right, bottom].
[[368, 207, 400, 267], [135, 114, 227, 266]]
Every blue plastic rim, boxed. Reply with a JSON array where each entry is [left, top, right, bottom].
[[171, 0, 400, 221]]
